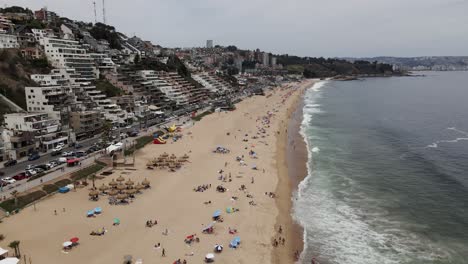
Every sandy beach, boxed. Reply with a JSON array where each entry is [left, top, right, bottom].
[[0, 80, 314, 264]]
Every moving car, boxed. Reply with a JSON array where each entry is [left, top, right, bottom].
[[4, 159, 17, 167], [28, 153, 40, 161]]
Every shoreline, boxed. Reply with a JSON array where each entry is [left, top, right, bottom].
[[272, 80, 313, 264]]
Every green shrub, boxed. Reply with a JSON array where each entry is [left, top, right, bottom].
[[54, 179, 72, 188], [27, 172, 45, 182], [70, 163, 105, 181], [192, 111, 213, 121], [42, 184, 58, 194], [0, 191, 46, 212]]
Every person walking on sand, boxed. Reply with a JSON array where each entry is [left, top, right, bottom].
[[54, 210, 57, 215], [162, 248, 165, 257]]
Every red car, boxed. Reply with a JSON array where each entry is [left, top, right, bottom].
[[13, 172, 28, 181]]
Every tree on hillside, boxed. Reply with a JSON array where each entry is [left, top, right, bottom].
[[0, 6, 32, 14]]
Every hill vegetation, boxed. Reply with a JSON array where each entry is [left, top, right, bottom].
[[0, 49, 52, 116], [277, 55, 395, 78]]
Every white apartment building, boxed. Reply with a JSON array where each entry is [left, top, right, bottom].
[[89, 53, 116, 72], [0, 33, 19, 49], [192, 73, 232, 95], [137, 70, 190, 107], [2, 112, 69, 156], [41, 37, 99, 81]]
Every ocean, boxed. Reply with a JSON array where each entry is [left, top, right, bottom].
[[294, 72, 468, 264]]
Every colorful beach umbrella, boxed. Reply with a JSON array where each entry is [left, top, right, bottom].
[[113, 218, 120, 224], [213, 210, 221, 218], [94, 207, 102, 214], [70, 237, 79, 243], [63, 241, 72, 247]]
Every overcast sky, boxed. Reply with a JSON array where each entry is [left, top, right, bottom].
[[2, 0, 468, 57]]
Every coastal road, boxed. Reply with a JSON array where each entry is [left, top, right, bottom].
[[0, 136, 100, 179]]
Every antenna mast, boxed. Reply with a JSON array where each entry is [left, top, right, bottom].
[[93, 2, 97, 23], [102, 0, 107, 24]]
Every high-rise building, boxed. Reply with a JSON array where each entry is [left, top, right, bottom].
[[206, 40, 213, 49], [271, 57, 277, 66], [262, 52, 270, 66]]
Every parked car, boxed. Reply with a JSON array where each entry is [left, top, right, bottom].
[[52, 145, 63, 152], [57, 157, 67, 164], [35, 164, 49, 171], [62, 151, 74, 157], [25, 169, 37, 177], [4, 159, 17, 167], [34, 167, 45, 173], [74, 143, 83, 149], [128, 131, 139, 137], [1, 177, 16, 184], [51, 150, 62, 156], [26, 164, 36, 170], [28, 153, 40, 161], [75, 151, 86, 158], [13, 172, 28, 181], [120, 133, 128, 139]]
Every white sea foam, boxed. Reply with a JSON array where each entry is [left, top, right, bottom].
[[311, 147, 320, 153]]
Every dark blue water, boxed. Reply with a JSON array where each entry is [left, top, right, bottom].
[[295, 72, 468, 264]]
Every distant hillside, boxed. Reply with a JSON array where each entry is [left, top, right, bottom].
[[277, 55, 396, 78], [0, 49, 52, 116], [343, 56, 468, 71]]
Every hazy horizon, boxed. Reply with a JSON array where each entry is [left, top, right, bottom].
[[2, 0, 468, 57]]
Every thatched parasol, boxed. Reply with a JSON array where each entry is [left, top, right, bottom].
[[116, 193, 128, 200], [182, 154, 189, 159], [108, 189, 119, 196], [142, 178, 150, 186], [117, 184, 126, 190], [89, 190, 99, 196], [135, 183, 145, 190], [116, 175, 125, 182], [98, 184, 109, 191], [125, 179, 134, 186], [126, 188, 137, 195], [109, 179, 118, 187], [170, 154, 177, 159]]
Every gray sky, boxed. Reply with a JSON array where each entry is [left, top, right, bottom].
[[2, 0, 468, 57]]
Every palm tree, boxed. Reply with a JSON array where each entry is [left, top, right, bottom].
[[8, 240, 20, 257], [10, 190, 19, 207]]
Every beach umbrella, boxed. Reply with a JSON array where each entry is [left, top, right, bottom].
[[89, 190, 99, 196], [70, 237, 79, 243], [87, 210, 94, 217], [116, 176, 125, 182], [226, 207, 234, 213], [99, 184, 109, 191], [63, 241, 72, 247], [135, 183, 145, 190], [205, 253, 215, 260], [94, 207, 102, 214], [117, 184, 126, 190], [113, 218, 120, 225], [142, 178, 150, 186], [117, 193, 128, 200], [234, 236, 241, 244], [126, 188, 137, 195], [108, 179, 118, 187], [214, 244, 223, 252], [125, 179, 134, 186], [213, 210, 221, 218], [108, 189, 119, 196]]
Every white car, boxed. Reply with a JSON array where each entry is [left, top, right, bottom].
[[62, 151, 74, 157], [53, 145, 63, 152], [1, 177, 16, 184], [26, 164, 36, 170], [26, 169, 37, 176], [46, 162, 56, 169]]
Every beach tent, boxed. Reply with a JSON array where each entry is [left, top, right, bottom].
[[63, 241, 72, 248], [87, 210, 94, 217], [230, 236, 241, 248], [0, 258, 19, 264], [205, 253, 215, 262], [213, 210, 221, 218], [58, 187, 70, 193], [94, 207, 102, 214]]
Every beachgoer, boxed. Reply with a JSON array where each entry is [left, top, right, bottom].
[[63, 208, 65, 212], [54, 210, 57, 215], [162, 248, 165, 257]]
